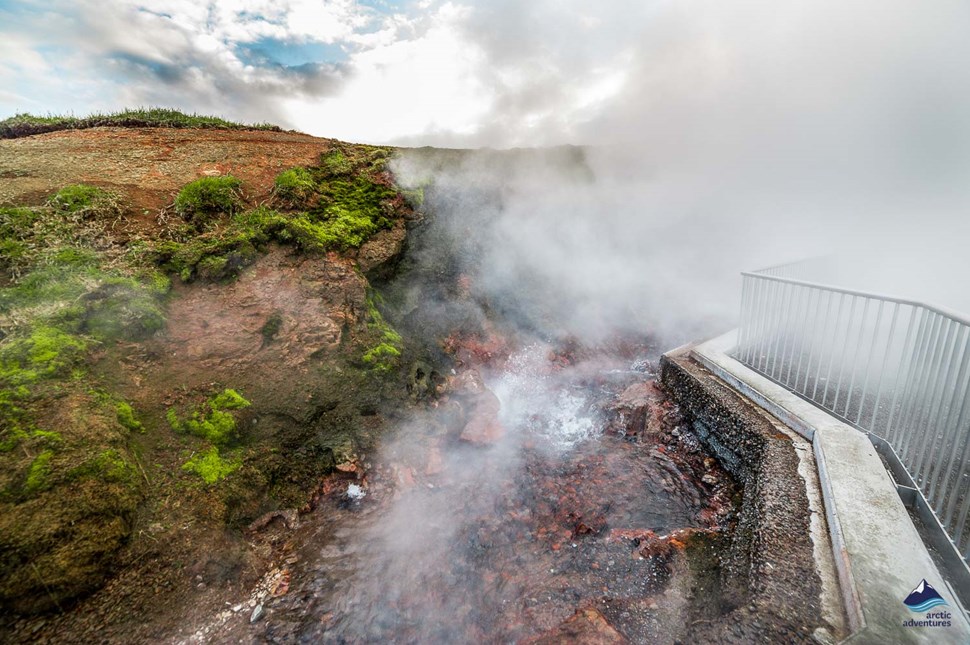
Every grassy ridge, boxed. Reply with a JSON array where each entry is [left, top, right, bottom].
[[0, 107, 281, 139]]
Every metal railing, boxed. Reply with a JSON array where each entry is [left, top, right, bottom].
[[735, 261, 970, 568]]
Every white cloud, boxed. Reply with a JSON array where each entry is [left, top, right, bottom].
[[283, 3, 492, 142]]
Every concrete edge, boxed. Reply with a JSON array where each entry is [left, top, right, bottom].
[[660, 344, 837, 640], [686, 332, 864, 633], [681, 330, 970, 644]]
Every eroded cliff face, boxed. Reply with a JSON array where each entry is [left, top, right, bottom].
[[1, 132, 756, 644], [0, 126, 420, 626]]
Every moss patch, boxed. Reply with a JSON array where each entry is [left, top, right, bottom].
[[273, 167, 316, 208], [22, 450, 53, 496], [181, 446, 241, 485], [115, 402, 143, 433], [48, 184, 124, 220], [361, 293, 404, 372], [0, 388, 143, 614], [174, 176, 243, 227], [168, 388, 251, 446]]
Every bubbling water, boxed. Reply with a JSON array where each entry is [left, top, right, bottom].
[[489, 344, 598, 450]]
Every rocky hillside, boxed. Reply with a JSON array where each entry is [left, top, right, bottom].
[[0, 119, 421, 626]]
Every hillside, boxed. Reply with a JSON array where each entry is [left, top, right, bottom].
[[0, 119, 421, 639]]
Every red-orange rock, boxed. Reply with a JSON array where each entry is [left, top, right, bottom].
[[521, 608, 630, 644]]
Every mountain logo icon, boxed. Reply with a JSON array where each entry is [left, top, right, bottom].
[[903, 579, 948, 612]]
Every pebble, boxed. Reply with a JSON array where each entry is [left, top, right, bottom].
[[250, 604, 265, 623]]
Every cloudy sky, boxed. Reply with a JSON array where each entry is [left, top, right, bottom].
[[3, 0, 970, 321], [3, 0, 969, 150]]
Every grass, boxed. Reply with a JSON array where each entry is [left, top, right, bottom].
[[0, 186, 170, 454], [0, 107, 280, 139], [48, 184, 124, 220], [272, 167, 316, 208], [173, 176, 243, 227]]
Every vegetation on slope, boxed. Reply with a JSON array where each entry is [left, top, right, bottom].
[[153, 144, 400, 282], [0, 107, 280, 139], [0, 123, 417, 618]]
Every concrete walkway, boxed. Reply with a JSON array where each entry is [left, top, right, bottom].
[[684, 331, 970, 644]]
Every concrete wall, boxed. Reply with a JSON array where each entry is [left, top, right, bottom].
[[661, 350, 841, 643]]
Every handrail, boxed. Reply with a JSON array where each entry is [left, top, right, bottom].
[[742, 270, 970, 329], [736, 260, 970, 571]]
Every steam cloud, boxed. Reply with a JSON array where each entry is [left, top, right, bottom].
[[390, 0, 970, 336]]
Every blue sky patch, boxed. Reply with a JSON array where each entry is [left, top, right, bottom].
[[237, 37, 350, 68]]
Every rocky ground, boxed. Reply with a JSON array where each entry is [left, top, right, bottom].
[[0, 124, 820, 643], [164, 335, 740, 644], [0, 125, 420, 642]]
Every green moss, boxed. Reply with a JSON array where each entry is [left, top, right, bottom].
[[210, 388, 250, 411], [0, 205, 167, 343], [0, 206, 41, 273], [23, 450, 53, 495], [169, 388, 251, 445], [116, 402, 143, 433], [0, 427, 29, 453], [166, 407, 180, 431], [53, 247, 100, 267], [31, 430, 63, 448], [283, 210, 380, 251], [0, 326, 87, 385], [362, 343, 402, 371], [150, 147, 402, 282], [273, 167, 317, 207], [80, 277, 166, 341], [181, 446, 240, 485], [173, 176, 243, 226], [361, 293, 403, 372], [402, 186, 425, 208], [69, 449, 138, 485], [153, 206, 278, 282], [321, 149, 353, 176], [48, 184, 124, 219]]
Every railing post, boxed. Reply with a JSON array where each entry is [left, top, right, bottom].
[[734, 262, 970, 568]]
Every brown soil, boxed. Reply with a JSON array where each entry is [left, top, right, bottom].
[[0, 127, 412, 642], [0, 127, 337, 219]]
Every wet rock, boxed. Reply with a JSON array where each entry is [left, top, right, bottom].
[[607, 529, 657, 545], [459, 391, 506, 444], [523, 608, 630, 644], [335, 460, 361, 474], [605, 381, 664, 437], [425, 445, 444, 475], [357, 222, 407, 276], [248, 509, 300, 533], [408, 360, 436, 399], [250, 604, 265, 623], [449, 368, 506, 445]]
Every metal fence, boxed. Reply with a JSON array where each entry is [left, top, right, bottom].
[[735, 261, 970, 567]]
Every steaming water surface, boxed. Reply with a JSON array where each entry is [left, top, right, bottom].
[[246, 344, 729, 643], [490, 344, 599, 450]]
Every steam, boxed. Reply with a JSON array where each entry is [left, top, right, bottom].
[[381, 0, 970, 336]]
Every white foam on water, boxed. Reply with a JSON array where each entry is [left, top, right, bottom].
[[347, 483, 366, 500], [489, 344, 598, 450]]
